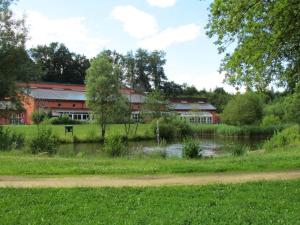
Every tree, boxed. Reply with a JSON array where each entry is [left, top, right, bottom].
[[102, 49, 125, 84], [0, 0, 40, 117], [161, 81, 184, 97], [134, 49, 151, 92], [206, 0, 300, 92], [221, 92, 263, 125], [85, 53, 122, 139], [207, 87, 232, 113], [148, 50, 167, 90], [30, 42, 90, 84], [143, 90, 168, 120]]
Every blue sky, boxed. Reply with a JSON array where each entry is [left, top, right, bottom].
[[14, 0, 235, 92]]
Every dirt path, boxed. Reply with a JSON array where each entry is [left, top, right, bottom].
[[0, 170, 300, 188]]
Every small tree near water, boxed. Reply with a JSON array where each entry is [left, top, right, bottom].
[[85, 53, 122, 139]]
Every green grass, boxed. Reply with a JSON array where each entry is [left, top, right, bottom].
[[5, 123, 287, 144], [5, 124, 154, 143], [0, 146, 299, 175], [191, 124, 287, 137], [1, 180, 299, 225]]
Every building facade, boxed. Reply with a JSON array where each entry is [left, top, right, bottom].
[[170, 98, 219, 124], [0, 83, 219, 125]]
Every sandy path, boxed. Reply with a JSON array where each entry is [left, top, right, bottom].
[[0, 170, 299, 188]]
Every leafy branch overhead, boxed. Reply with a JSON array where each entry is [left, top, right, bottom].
[[206, 0, 300, 92]]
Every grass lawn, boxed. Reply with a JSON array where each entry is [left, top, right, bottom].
[[0, 146, 299, 176], [6, 124, 154, 142], [0, 180, 299, 225]]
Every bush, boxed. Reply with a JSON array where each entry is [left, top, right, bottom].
[[182, 138, 202, 158], [31, 109, 51, 124], [262, 115, 282, 127], [231, 145, 248, 157], [221, 92, 263, 126], [152, 116, 192, 140], [49, 115, 82, 125], [0, 126, 25, 151], [263, 125, 300, 151], [29, 127, 59, 154], [104, 135, 127, 157]]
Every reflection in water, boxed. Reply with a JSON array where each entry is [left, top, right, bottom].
[[58, 137, 266, 158]]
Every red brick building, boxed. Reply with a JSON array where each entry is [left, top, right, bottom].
[[0, 83, 219, 125], [0, 83, 145, 125]]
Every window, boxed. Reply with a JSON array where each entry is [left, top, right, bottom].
[[58, 103, 61, 107], [73, 104, 76, 107], [131, 112, 140, 122]]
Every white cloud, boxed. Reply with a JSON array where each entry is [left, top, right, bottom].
[[111, 5, 158, 39], [147, 0, 177, 8], [138, 24, 201, 50], [24, 11, 110, 58]]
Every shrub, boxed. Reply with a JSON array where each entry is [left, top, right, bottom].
[[152, 116, 192, 140], [263, 125, 300, 151], [231, 145, 248, 157], [0, 126, 25, 151], [221, 92, 263, 126], [262, 115, 282, 127], [104, 135, 127, 157], [182, 138, 202, 158], [29, 127, 59, 154], [49, 115, 82, 125], [31, 109, 51, 124]]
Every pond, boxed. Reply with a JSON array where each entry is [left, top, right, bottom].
[[57, 136, 267, 158]]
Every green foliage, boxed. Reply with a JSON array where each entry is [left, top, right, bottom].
[[285, 93, 300, 124], [0, 0, 40, 114], [207, 0, 300, 92], [30, 42, 90, 84], [231, 145, 248, 157], [143, 90, 167, 120], [1, 145, 300, 175], [104, 135, 127, 157], [29, 127, 59, 154], [49, 115, 82, 125], [262, 115, 281, 127], [0, 126, 24, 151], [152, 116, 192, 140], [31, 109, 51, 124], [221, 92, 263, 125], [86, 52, 122, 138], [183, 138, 202, 158], [192, 124, 285, 137], [263, 125, 300, 152]]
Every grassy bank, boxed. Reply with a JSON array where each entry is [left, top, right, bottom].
[[0, 146, 299, 175], [6, 124, 154, 143], [1, 180, 299, 225], [5, 123, 286, 144], [192, 124, 287, 137]]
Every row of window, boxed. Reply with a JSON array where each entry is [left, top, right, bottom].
[[186, 116, 213, 124], [60, 112, 90, 121]]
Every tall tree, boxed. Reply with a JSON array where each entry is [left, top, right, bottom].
[[102, 49, 125, 84], [0, 0, 40, 116], [148, 50, 167, 90], [124, 51, 136, 89], [30, 42, 90, 84], [134, 49, 151, 92], [85, 53, 121, 139], [206, 0, 300, 92]]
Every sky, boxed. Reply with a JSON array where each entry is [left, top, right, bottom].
[[13, 0, 236, 92]]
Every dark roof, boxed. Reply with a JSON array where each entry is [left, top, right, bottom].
[[170, 103, 216, 111], [28, 88, 146, 103], [170, 97, 208, 103]]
